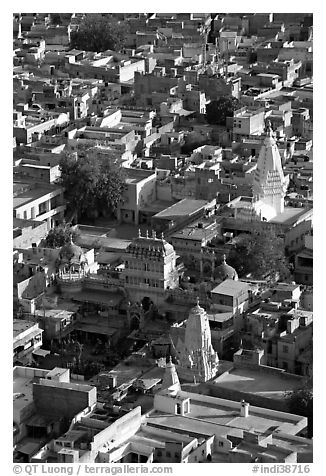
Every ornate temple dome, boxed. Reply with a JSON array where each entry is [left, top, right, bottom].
[[58, 236, 84, 265], [214, 254, 238, 281]]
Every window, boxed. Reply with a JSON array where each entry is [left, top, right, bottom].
[[157, 451, 162, 457], [218, 441, 224, 447], [283, 345, 288, 353], [166, 451, 171, 458]]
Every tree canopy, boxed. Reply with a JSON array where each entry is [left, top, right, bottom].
[[206, 96, 241, 126], [49, 14, 62, 26], [70, 14, 128, 52], [43, 223, 79, 248], [227, 223, 291, 280], [58, 152, 126, 222], [286, 380, 313, 438]]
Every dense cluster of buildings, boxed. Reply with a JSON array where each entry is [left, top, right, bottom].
[[13, 13, 313, 464]]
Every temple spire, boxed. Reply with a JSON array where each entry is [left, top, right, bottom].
[[265, 119, 274, 137]]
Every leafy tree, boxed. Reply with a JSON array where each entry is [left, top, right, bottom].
[[70, 14, 128, 52], [49, 14, 62, 25], [227, 223, 291, 280], [58, 152, 126, 221], [43, 222, 79, 248], [206, 96, 241, 126], [286, 381, 313, 437]]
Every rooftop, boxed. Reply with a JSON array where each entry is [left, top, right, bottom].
[[153, 198, 208, 219], [125, 168, 156, 184], [13, 183, 61, 209], [212, 367, 303, 400], [151, 390, 306, 435], [211, 279, 251, 296], [13, 319, 38, 339], [269, 207, 312, 226]]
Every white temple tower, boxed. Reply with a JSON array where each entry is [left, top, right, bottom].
[[252, 121, 287, 219], [176, 299, 219, 382]]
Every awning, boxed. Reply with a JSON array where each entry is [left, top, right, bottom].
[[74, 322, 118, 336], [16, 441, 41, 455], [32, 348, 51, 358]]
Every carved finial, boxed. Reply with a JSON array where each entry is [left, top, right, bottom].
[[161, 232, 164, 240], [138, 229, 141, 238], [265, 119, 273, 137], [152, 230, 156, 239], [196, 296, 200, 307], [222, 254, 226, 263], [146, 230, 149, 239], [168, 355, 172, 364]]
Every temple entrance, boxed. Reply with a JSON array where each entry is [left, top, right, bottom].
[[141, 296, 152, 312], [130, 314, 141, 331], [127, 302, 145, 330]]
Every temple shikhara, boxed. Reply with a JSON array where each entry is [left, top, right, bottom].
[[13, 12, 313, 465]]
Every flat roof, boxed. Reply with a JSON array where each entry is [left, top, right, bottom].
[[37, 378, 94, 393], [213, 367, 302, 399], [171, 220, 217, 241], [125, 168, 156, 184], [13, 319, 37, 338], [211, 279, 251, 296], [153, 199, 208, 219], [273, 283, 300, 292], [34, 309, 75, 320], [140, 199, 177, 214], [13, 184, 59, 209], [14, 375, 34, 412], [178, 391, 304, 433], [208, 311, 234, 323], [269, 207, 312, 226], [13, 217, 45, 229]]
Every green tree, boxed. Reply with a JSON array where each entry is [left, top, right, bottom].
[[286, 381, 313, 437], [70, 14, 128, 52], [58, 152, 126, 221], [206, 96, 241, 126], [49, 14, 62, 25], [43, 222, 79, 248], [227, 224, 291, 280]]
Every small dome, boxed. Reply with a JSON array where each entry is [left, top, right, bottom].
[[214, 255, 238, 281], [59, 236, 84, 264]]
